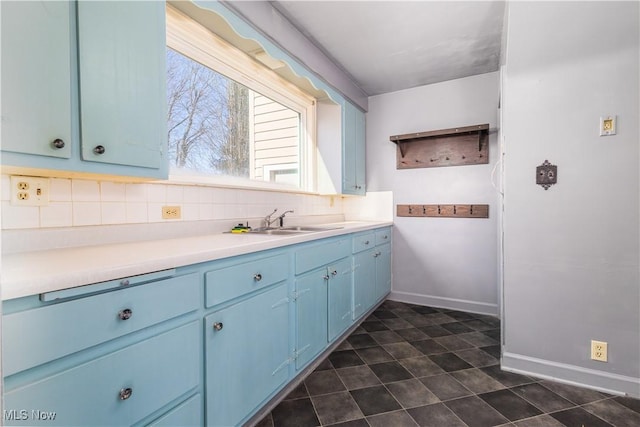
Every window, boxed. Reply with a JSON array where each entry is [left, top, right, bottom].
[[166, 6, 315, 191]]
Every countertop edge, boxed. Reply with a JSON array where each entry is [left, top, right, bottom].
[[1, 221, 393, 301]]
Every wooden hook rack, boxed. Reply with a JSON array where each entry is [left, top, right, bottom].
[[397, 204, 489, 218]]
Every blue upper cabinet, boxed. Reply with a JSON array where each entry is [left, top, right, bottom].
[[0, 1, 168, 179], [1, 1, 73, 159], [342, 101, 366, 195], [77, 1, 167, 171]]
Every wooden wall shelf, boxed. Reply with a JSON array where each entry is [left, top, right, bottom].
[[397, 204, 489, 219], [390, 124, 489, 169]]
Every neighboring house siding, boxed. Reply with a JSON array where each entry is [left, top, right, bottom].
[[250, 93, 299, 182]]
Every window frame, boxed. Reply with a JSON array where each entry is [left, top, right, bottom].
[[165, 5, 317, 192]]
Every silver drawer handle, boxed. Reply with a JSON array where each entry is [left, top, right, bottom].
[[51, 138, 65, 149], [119, 387, 132, 401], [383, 235, 388, 239], [118, 308, 133, 321], [364, 240, 370, 245], [213, 322, 224, 331], [254, 273, 262, 281]]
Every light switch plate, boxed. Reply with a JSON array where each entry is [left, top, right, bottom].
[[600, 115, 617, 136]]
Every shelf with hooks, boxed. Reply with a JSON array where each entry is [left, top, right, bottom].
[[397, 204, 489, 219], [390, 124, 489, 169]]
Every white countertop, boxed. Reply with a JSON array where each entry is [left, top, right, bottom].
[[1, 221, 392, 301]]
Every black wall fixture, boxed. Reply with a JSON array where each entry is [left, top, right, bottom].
[[536, 160, 557, 190]]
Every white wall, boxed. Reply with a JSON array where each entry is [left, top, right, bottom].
[[501, 2, 639, 396], [367, 72, 500, 315]]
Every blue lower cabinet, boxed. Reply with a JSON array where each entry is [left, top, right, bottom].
[[328, 258, 353, 341], [295, 268, 329, 370], [353, 249, 377, 320], [376, 243, 392, 302], [205, 282, 290, 427], [3, 321, 200, 426]]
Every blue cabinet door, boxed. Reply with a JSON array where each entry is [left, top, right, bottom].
[[376, 243, 392, 302], [77, 1, 167, 173], [342, 101, 366, 195], [295, 269, 328, 369], [328, 258, 353, 341], [1, 1, 72, 159], [205, 283, 290, 427], [353, 249, 376, 320]]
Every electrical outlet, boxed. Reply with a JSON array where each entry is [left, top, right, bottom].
[[600, 115, 617, 136], [10, 176, 50, 206], [161, 205, 181, 219], [591, 340, 608, 362]]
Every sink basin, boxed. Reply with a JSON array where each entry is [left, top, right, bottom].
[[248, 225, 343, 235], [281, 226, 343, 232]]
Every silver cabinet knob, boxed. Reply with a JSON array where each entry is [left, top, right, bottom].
[[364, 240, 370, 245], [51, 138, 65, 149], [120, 279, 130, 287], [213, 322, 224, 331], [93, 145, 106, 155], [323, 274, 330, 280], [254, 273, 262, 281], [118, 308, 133, 320], [331, 270, 338, 276], [119, 387, 133, 400]]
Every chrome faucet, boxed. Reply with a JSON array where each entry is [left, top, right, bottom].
[[263, 208, 278, 228], [276, 210, 294, 227], [263, 209, 294, 228]]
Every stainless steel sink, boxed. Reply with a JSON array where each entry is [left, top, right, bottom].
[[248, 225, 343, 235], [281, 226, 343, 232]]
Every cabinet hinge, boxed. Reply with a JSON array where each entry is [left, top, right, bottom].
[[272, 357, 291, 376], [271, 296, 290, 309], [291, 288, 311, 301], [294, 344, 310, 360]]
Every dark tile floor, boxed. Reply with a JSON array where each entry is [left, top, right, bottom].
[[255, 300, 640, 427]]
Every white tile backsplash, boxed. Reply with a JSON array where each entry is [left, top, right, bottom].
[[50, 178, 72, 202], [2, 201, 40, 229], [147, 184, 167, 203], [72, 202, 102, 226], [1, 174, 11, 201], [100, 182, 126, 202], [101, 202, 127, 225], [40, 202, 73, 228], [0, 175, 376, 239], [72, 179, 100, 202]]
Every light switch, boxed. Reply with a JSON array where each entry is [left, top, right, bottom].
[[600, 115, 617, 136]]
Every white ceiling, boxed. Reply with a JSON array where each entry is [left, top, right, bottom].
[[272, 1, 506, 96]]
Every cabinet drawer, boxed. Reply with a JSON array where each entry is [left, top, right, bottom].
[[205, 253, 288, 308], [3, 321, 200, 427], [352, 232, 375, 253], [148, 394, 201, 427], [3, 273, 199, 376], [375, 228, 392, 246], [295, 238, 350, 274]]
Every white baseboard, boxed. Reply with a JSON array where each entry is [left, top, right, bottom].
[[502, 351, 640, 398], [388, 290, 499, 316]]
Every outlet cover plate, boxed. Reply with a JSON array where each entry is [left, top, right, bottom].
[[10, 176, 50, 206]]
